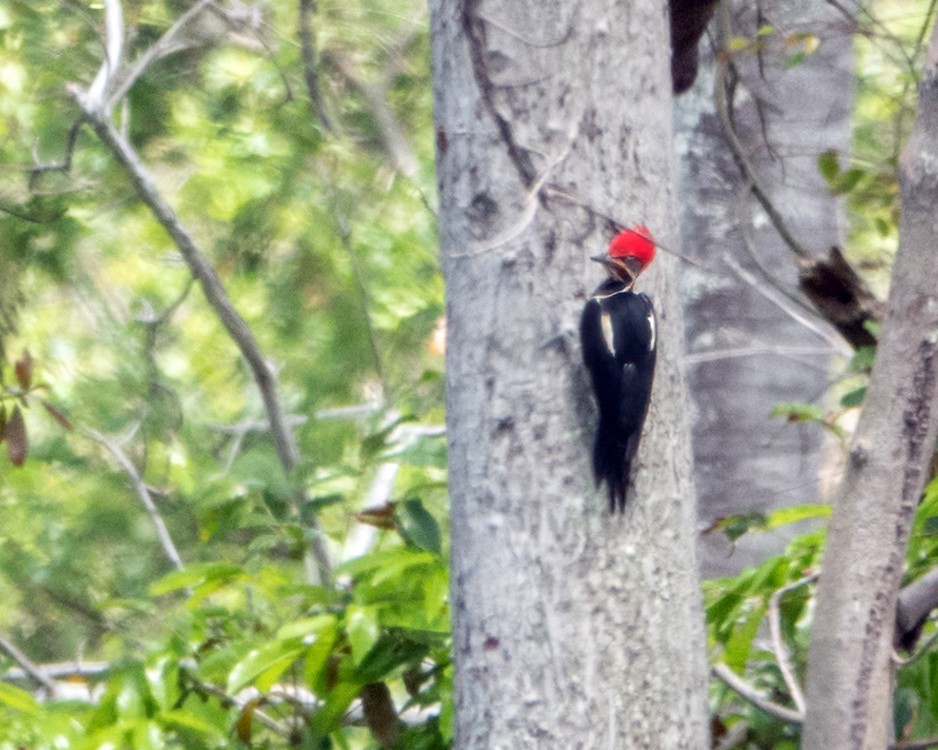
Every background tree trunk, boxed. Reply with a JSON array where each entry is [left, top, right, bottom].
[[802, 18, 938, 750], [674, 0, 857, 576], [430, 0, 708, 746]]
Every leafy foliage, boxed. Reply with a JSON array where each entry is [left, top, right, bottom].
[[0, 0, 447, 746]]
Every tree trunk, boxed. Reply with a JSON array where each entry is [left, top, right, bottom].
[[430, 0, 708, 746], [802, 19, 938, 750], [674, 0, 856, 577]]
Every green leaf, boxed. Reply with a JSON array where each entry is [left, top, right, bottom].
[[311, 679, 362, 735], [763, 504, 831, 530], [840, 386, 866, 408], [724, 601, 768, 671], [718, 511, 768, 542], [0, 682, 40, 714], [770, 402, 824, 423], [160, 709, 224, 736], [149, 562, 242, 596], [345, 604, 381, 665], [817, 150, 840, 182], [397, 498, 442, 553], [833, 167, 865, 195], [227, 638, 306, 694], [849, 345, 877, 373]]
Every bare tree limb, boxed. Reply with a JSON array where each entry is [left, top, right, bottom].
[[711, 663, 803, 724], [83, 427, 185, 572], [107, 0, 215, 108], [87, 0, 124, 110], [896, 567, 938, 651], [0, 632, 59, 697], [767, 573, 818, 714]]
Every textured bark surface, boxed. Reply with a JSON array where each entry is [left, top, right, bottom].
[[430, 0, 708, 746], [674, 0, 856, 576], [802, 20, 938, 750]]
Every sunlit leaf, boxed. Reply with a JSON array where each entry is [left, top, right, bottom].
[[0, 682, 39, 714], [149, 562, 243, 596], [227, 638, 305, 694], [346, 604, 381, 665]]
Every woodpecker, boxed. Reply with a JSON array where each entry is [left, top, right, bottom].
[[580, 226, 657, 512]]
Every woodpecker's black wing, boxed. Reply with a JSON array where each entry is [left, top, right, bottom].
[[580, 289, 657, 511]]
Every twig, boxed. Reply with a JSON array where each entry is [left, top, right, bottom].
[[210, 415, 310, 435], [721, 249, 845, 352], [685, 344, 836, 367], [107, 0, 215, 108], [330, 51, 418, 176], [767, 573, 818, 714], [299, 0, 335, 133], [0, 632, 59, 697], [185, 674, 291, 736], [29, 120, 83, 186], [712, 662, 803, 724], [83, 427, 185, 571]]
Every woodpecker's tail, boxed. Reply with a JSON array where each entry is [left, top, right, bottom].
[[592, 421, 631, 513]]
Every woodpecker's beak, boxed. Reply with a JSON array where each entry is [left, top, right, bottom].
[[590, 254, 646, 283]]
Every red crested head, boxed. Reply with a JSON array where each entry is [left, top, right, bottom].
[[608, 225, 655, 269], [590, 225, 655, 286]]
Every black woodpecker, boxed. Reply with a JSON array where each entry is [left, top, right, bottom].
[[580, 226, 657, 512]]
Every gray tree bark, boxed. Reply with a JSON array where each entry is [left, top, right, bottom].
[[430, 0, 708, 747], [674, 1, 856, 576], [802, 19, 938, 750]]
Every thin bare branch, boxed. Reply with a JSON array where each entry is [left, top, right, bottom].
[[83, 427, 185, 571], [29, 120, 83, 186], [711, 663, 804, 724], [722, 250, 845, 352], [331, 52, 418, 176], [0, 632, 59, 697], [185, 674, 291, 736], [767, 573, 818, 714], [299, 0, 335, 132], [210, 415, 310, 435]]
